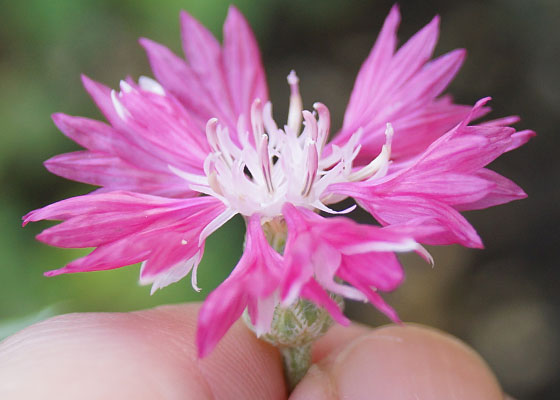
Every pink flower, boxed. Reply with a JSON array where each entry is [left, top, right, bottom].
[[24, 5, 532, 356]]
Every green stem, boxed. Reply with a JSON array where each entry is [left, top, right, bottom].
[[281, 343, 312, 392]]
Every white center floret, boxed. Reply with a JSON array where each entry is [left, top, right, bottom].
[[171, 71, 393, 219]]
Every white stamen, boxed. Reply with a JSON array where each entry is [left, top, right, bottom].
[[259, 134, 274, 193], [302, 111, 318, 141], [287, 70, 303, 135], [190, 252, 202, 292], [348, 123, 393, 181], [205, 118, 220, 152], [251, 99, 264, 147], [314, 103, 330, 152], [168, 165, 208, 185], [302, 140, 318, 197]]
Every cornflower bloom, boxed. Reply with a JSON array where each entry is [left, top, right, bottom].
[[24, 5, 533, 385]]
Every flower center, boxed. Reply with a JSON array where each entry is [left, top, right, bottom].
[[172, 71, 393, 219]]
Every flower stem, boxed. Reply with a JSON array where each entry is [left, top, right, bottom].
[[281, 343, 312, 391]]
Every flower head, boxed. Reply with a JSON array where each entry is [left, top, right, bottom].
[[25, 5, 533, 356]]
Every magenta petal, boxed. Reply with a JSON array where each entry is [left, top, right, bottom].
[[196, 215, 282, 357], [300, 280, 350, 326], [197, 280, 248, 358], [26, 192, 225, 279], [507, 129, 536, 152], [359, 194, 483, 248], [454, 169, 527, 211], [281, 203, 417, 319], [337, 251, 404, 292]]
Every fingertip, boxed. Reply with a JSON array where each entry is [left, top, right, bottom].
[[289, 365, 336, 400], [311, 322, 370, 363], [295, 324, 504, 400], [0, 304, 286, 400]]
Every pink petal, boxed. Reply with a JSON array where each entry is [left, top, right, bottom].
[[196, 214, 282, 357], [343, 5, 400, 124], [341, 275, 401, 323], [223, 6, 268, 124], [334, 6, 469, 164], [337, 251, 404, 292], [180, 10, 236, 130], [281, 204, 416, 318], [81, 75, 123, 127], [44, 151, 195, 198], [356, 194, 483, 248], [454, 169, 527, 211], [139, 38, 214, 128], [52, 113, 119, 154], [197, 279, 248, 358], [114, 81, 209, 170], [300, 280, 350, 326], [24, 192, 225, 278]]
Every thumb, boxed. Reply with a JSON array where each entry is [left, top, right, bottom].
[[291, 324, 505, 400]]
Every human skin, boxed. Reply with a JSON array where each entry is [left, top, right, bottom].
[[0, 303, 512, 399]]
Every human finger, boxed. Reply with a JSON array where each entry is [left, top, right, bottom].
[[0, 303, 286, 400], [291, 324, 504, 400]]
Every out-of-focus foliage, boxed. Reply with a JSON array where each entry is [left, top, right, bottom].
[[1, 1, 559, 398]]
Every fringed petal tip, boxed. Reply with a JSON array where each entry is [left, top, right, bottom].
[[44, 268, 67, 277], [80, 73, 100, 91]]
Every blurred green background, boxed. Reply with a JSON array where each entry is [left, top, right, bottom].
[[1, 0, 558, 398]]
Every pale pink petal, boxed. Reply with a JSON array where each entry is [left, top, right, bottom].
[[223, 6, 268, 125], [142, 250, 203, 295], [44, 152, 194, 198], [52, 113, 120, 154], [139, 38, 214, 128], [343, 5, 400, 124], [507, 129, 536, 152], [114, 81, 209, 170], [334, 5, 469, 164], [180, 10, 236, 130], [81, 75, 124, 127], [51, 112, 185, 179]]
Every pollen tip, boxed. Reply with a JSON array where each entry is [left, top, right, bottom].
[[385, 123, 394, 141], [206, 118, 219, 129], [287, 70, 299, 85]]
